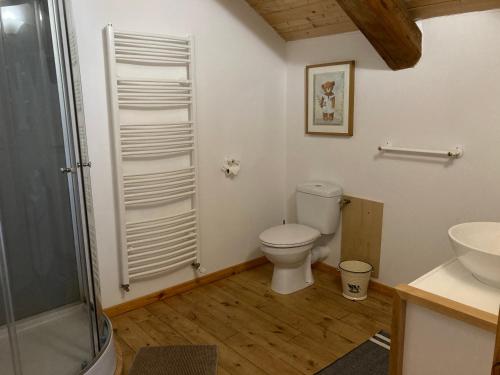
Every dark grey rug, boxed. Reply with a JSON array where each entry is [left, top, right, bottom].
[[129, 345, 218, 375], [315, 331, 390, 375]]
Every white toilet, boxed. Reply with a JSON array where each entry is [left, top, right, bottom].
[[259, 181, 342, 294]]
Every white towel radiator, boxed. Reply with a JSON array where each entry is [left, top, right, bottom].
[[105, 25, 200, 291]]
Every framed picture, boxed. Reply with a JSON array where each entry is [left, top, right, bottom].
[[305, 61, 355, 136]]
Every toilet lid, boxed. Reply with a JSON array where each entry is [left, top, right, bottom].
[[259, 224, 320, 248]]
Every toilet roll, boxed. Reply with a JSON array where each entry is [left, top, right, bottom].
[[222, 158, 240, 177], [227, 164, 240, 176]]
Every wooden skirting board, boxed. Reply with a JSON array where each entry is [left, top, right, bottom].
[[104, 256, 269, 317], [104, 258, 395, 318], [389, 284, 499, 375]]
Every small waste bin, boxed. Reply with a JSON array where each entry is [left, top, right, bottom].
[[339, 260, 373, 301]]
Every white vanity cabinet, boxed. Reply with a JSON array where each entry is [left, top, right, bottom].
[[390, 259, 500, 375]]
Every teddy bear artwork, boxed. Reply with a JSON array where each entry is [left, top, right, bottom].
[[319, 80, 336, 122], [305, 61, 355, 136]]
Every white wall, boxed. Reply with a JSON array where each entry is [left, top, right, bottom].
[[286, 11, 500, 286], [71, 0, 286, 307], [73, 0, 500, 304]]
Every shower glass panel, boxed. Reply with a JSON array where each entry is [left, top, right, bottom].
[[0, 0, 99, 374]]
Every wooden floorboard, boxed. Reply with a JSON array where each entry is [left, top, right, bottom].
[[112, 263, 393, 375]]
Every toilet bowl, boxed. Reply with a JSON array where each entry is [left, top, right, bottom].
[[259, 224, 320, 294], [259, 181, 342, 294]]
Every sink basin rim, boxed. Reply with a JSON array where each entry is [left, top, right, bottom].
[[448, 222, 500, 256]]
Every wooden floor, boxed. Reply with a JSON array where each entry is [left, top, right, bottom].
[[112, 264, 393, 375]]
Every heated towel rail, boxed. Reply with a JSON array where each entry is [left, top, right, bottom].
[[105, 25, 200, 290]]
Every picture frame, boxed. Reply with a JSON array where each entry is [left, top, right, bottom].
[[305, 61, 355, 136]]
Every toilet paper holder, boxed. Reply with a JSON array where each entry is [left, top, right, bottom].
[[221, 157, 240, 177]]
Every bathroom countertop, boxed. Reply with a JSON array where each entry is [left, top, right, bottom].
[[410, 258, 500, 315]]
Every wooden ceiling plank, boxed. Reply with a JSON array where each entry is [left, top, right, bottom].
[[407, 0, 500, 19], [282, 20, 358, 40], [273, 13, 352, 34], [246, 0, 500, 42], [270, 11, 352, 31], [273, 20, 314, 34], [249, 0, 324, 14], [335, 0, 422, 70], [263, 1, 345, 25]]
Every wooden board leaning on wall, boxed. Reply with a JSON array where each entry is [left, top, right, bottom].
[[341, 195, 383, 278]]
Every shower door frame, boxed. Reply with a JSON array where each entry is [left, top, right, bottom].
[[47, 0, 103, 356], [0, 223, 23, 375]]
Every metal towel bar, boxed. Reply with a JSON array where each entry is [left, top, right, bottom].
[[378, 142, 463, 159]]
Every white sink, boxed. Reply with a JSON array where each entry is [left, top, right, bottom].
[[448, 222, 500, 288]]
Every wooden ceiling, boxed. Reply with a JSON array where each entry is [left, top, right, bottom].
[[246, 0, 500, 41]]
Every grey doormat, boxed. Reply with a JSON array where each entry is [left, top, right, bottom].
[[129, 345, 218, 375], [315, 331, 390, 375]]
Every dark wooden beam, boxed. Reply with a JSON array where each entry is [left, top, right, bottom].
[[336, 0, 422, 70]]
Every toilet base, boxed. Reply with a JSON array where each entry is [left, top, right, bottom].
[[270, 252, 315, 294]]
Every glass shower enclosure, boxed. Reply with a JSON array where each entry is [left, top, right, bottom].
[[0, 0, 109, 374]]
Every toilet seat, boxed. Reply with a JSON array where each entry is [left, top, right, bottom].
[[259, 224, 320, 248]]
